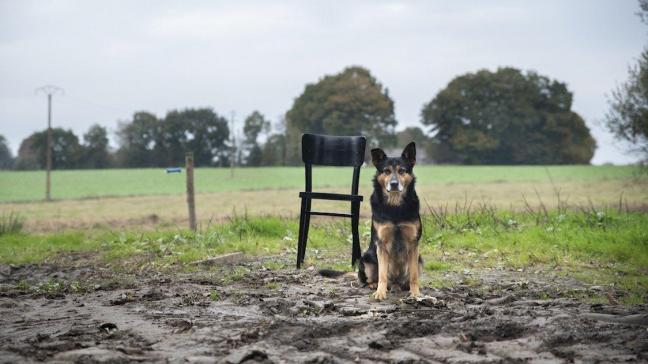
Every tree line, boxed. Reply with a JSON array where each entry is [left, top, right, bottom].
[[1, 65, 602, 170]]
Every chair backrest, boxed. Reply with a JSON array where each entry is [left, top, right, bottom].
[[301, 134, 366, 194], [302, 134, 366, 167]]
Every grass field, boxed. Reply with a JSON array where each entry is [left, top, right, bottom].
[[1, 165, 646, 232], [0, 165, 640, 202]]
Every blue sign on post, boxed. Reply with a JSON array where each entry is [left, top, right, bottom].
[[166, 167, 182, 174]]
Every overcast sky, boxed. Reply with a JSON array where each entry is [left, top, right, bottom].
[[1, 0, 645, 164]]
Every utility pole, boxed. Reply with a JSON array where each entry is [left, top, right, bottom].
[[230, 111, 236, 178], [35, 85, 64, 201]]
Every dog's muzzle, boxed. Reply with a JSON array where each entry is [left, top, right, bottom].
[[386, 175, 403, 192]]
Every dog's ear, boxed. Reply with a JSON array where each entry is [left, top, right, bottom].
[[401, 142, 416, 166], [371, 148, 387, 168]]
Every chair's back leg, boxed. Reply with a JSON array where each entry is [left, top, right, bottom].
[[351, 200, 361, 267], [300, 199, 312, 265], [296, 198, 308, 268]]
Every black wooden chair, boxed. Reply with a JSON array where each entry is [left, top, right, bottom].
[[296, 133, 366, 269]]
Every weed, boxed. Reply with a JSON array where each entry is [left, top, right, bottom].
[[14, 280, 30, 291], [422, 275, 455, 289], [209, 290, 220, 301], [221, 266, 249, 285], [460, 276, 481, 287], [265, 282, 279, 290], [0, 212, 24, 235], [621, 293, 646, 305]]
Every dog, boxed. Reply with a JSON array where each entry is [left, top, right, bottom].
[[320, 142, 422, 301]]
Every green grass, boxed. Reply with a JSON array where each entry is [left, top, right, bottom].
[[0, 165, 640, 202], [420, 210, 648, 270], [1, 210, 646, 302], [418, 209, 648, 301], [0, 232, 95, 265]]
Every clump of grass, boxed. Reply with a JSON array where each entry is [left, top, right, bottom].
[[265, 282, 279, 290], [424, 260, 453, 271], [0, 212, 24, 235], [209, 290, 220, 301], [221, 266, 249, 284]]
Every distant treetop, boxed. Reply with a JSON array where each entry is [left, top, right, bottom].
[[421, 67, 596, 165]]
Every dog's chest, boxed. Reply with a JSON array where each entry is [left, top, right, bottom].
[[373, 220, 420, 250]]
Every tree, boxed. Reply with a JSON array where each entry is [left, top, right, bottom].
[[394, 127, 434, 164], [16, 128, 83, 170], [82, 124, 111, 168], [261, 134, 287, 166], [604, 0, 648, 162], [0, 135, 13, 169], [115, 109, 230, 168], [421, 67, 596, 164], [242, 111, 270, 166], [285, 66, 397, 164], [160, 108, 230, 167], [115, 112, 160, 167]]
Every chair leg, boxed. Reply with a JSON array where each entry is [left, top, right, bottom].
[[300, 199, 312, 265], [296, 198, 307, 268], [351, 201, 361, 267]]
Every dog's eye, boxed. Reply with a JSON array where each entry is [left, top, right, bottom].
[[383, 169, 390, 174], [398, 168, 406, 174]]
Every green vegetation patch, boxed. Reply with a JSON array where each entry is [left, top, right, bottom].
[[419, 209, 648, 302], [0, 232, 92, 265], [0, 209, 646, 302]]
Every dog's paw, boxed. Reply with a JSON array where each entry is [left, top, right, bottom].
[[373, 290, 387, 301], [367, 283, 377, 289], [409, 287, 421, 298]]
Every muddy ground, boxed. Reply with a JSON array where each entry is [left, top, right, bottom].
[[0, 254, 647, 363]]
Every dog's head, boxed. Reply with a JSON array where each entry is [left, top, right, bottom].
[[371, 142, 416, 204]]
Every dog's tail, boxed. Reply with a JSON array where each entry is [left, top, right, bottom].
[[318, 269, 356, 279]]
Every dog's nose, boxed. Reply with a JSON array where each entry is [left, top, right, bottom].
[[390, 180, 399, 189]]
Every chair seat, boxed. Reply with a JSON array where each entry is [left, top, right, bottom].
[[299, 192, 363, 201]]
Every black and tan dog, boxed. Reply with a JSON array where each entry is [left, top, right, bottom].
[[320, 142, 422, 301], [359, 142, 422, 300]]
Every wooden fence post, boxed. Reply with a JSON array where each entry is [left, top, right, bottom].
[[185, 152, 197, 231]]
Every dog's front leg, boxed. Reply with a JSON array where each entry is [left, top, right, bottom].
[[408, 244, 421, 298], [373, 245, 389, 301]]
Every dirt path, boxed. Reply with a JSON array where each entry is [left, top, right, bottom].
[[0, 255, 646, 363]]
